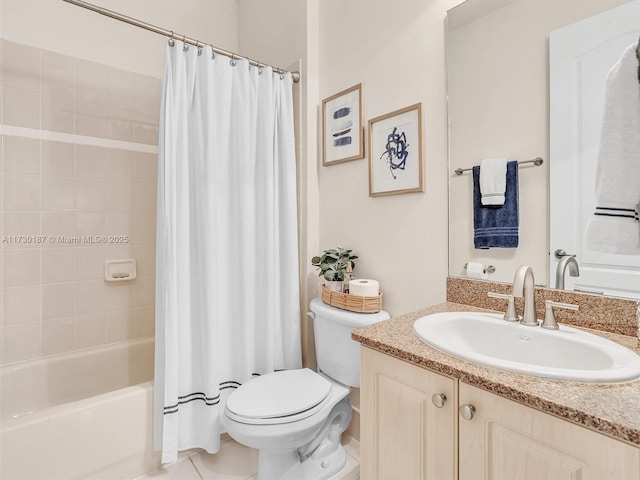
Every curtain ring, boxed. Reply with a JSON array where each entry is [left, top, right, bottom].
[[168, 31, 175, 47], [182, 34, 189, 51], [210, 45, 215, 60], [196, 40, 202, 56], [230, 53, 237, 67]]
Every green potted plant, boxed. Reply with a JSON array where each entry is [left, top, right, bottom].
[[311, 248, 358, 292]]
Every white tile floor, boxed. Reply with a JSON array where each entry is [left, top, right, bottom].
[[137, 436, 360, 480]]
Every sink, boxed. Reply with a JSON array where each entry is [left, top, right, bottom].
[[413, 312, 640, 383]]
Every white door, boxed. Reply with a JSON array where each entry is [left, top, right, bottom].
[[549, 0, 640, 298]]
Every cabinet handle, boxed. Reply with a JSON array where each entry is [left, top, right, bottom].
[[432, 393, 447, 408], [459, 404, 476, 420]]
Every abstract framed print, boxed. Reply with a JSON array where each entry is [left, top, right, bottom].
[[322, 83, 364, 166], [368, 103, 424, 196]]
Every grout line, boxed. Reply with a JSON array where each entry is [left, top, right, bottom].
[[188, 455, 206, 480]]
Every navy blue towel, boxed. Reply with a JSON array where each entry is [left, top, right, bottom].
[[473, 160, 519, 249]]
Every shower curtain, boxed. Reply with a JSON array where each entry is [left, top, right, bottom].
[[153, 42, 302, 464]]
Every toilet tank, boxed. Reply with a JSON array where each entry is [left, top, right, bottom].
[[309, 297, 390, 387]]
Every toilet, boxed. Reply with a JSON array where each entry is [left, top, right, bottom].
[[222, 297, 390, 480]]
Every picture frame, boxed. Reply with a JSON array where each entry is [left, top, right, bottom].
[[368, 103, 424, 197], [322, 83, 364, 166]]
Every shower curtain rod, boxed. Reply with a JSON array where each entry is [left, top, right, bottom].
[[61, 0, 301, 83]]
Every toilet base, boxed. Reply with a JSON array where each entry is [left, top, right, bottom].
[[255, 397, 352, 480], [257, 444, 347, 480]]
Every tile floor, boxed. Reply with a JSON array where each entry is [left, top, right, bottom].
[[137, 436, 360, 480]]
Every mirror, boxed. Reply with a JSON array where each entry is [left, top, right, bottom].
[[446, 0, 639, 298]]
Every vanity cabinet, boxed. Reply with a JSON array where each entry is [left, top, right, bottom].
[[361, 347, 640, 480], [360, 347, 457, 480], [458, 382, 640, 480]]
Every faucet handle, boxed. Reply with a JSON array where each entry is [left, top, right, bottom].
[[542, 300, 579, 330], [487, 292, 519, 322]]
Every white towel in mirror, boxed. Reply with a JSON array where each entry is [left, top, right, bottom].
[[479, 158, 508, 206]]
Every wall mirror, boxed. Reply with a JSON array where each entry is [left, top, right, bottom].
[[446, 0, 640, 299]]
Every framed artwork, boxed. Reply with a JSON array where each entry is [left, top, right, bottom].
[[368, 103, 424, 196], [322, 83, 364, 166]]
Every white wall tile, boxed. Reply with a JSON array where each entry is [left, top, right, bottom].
[[41, 211, 77, 243], [107, 105, 135, 142], [77, 178, 106, 211], [3, 42, 40, 93], [106, 308, 134, 343], [42, 176, 76, 211], [3, 173, 40, 210], [2, 212, 40, 248], [134, 306, 155, 338], [76, 246, 106, 281], [134, 152, 157, 182], [1, 42, 159, 364], [107, 69, 135, 109], [2, 323, 41, 363], [134, 181, 156, 214], [76, 312, 106, 349], [76, 145, 106, 178], [42, 282, 76, 320], [76, 100, 107, 138], [133, 214, 156, 245], [2, 87, 40, 128], [3, 249, 40, 287], [42, 141, 75, 177], [104, 149, 134, 181], [134, 245, 156, 276], [3, 286, 41, 325], [2, 136, 40, 174], [41, 50, 75, 99], [76, 279, 106, 315], [42, 248, 76, 284], [42, 317, 75, 356], [106, 180, 133, 213], [106, 283, 134, 310], [77, 212, 106, 238], [76, 59, 106, 104], [42, 94, 75, 133]]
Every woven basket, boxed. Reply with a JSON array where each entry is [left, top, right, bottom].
[[321, 286, 382, 313]]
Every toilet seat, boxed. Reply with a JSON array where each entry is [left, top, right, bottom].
[[226, 369, 332, 425]]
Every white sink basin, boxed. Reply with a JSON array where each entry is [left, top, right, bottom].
[[413, 312, 640, 383]]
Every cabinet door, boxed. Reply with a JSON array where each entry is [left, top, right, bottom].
[[361, 347, 457, 480], [459, 382, 640, 480]]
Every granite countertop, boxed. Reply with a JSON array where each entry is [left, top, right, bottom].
[[352, 302, 640, 447]]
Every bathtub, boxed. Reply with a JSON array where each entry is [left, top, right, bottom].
[[1, 338, 160, 480]]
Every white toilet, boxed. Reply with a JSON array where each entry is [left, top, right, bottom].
[[222, 297, 389, 480]]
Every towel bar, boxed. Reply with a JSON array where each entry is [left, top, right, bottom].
[[454, 157, 543, 176]]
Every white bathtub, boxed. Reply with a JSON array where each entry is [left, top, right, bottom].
[[0, 339, 160, 480]]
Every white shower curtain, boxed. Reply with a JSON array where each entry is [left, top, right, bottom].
[[153, 42, 302, 464]]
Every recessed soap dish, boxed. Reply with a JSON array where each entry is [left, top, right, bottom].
[[105, 259, 137, 282]]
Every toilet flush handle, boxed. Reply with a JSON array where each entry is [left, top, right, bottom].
[[307, 312, 315, 320]]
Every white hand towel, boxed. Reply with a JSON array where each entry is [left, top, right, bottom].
[[479, 158, 508, 206], [586, 42, 640, 255]]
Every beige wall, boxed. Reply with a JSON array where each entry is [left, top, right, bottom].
[[318, 0, 460, 316], [0, 0, 237, 78], [447, 0, 627, 285]]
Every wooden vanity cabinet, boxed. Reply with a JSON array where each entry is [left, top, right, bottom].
[[360, 347, 458, 480], [361, 347, 640, 480], [458, 382, 640, 480]]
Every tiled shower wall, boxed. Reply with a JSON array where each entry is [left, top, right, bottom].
[[0, 40, 160, 364]]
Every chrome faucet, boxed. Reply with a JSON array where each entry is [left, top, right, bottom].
[[555, 255, 580, 290], [512, 265, 538, 326]]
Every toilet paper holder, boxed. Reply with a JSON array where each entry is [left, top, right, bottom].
[[463, 263, 495, 274]]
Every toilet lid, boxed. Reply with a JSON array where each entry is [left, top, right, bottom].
[[226, 368, 331, 420]]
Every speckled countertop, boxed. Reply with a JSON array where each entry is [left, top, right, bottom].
[[352, 301, 640, 447]]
